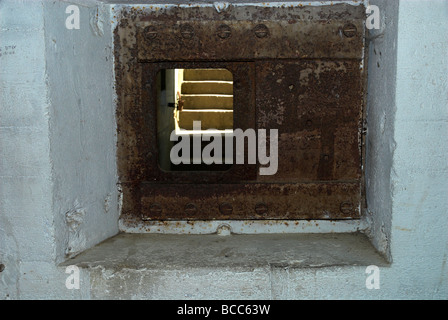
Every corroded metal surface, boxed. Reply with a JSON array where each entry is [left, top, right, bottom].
[[256, 60, 364, 182], [114, 3, 367, 223], [140, 183, 360, 221], [136, 19, 364, 61]]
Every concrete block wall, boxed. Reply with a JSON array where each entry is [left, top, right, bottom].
[[388, 1, 447, 294], [0, 0, 447, 299]]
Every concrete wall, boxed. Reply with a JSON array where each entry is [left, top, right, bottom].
[[364, 0, 398, 262], [388, 0, 447, 296], [43, 0, 118, 263], [0, 0, 447, 299], [1, 0, 117, 299]]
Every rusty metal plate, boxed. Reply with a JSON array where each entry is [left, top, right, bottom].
[[136, 19, 364, 61], [114, 4, 367, 223], [256, 60, 364, 182], [140, 183, 360, 221]]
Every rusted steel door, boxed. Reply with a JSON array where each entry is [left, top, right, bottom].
[[115, 4, 367, 224]]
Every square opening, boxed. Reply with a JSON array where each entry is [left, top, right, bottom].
[[156, 68, 234, 172]]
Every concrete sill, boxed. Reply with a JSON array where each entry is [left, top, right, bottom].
[[62, 232, 389, 270]]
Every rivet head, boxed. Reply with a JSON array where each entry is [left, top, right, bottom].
[[143, 25, 157, 40], [219, 202, 233, 215], [180, 24, 194, 39], [234, 80, 241, 89], [254, 24, 269, 38], [340, 202, 354, 215], [217, 24, 231, 39], [255, 203, 268, 216], [149, 203, 163, 215], [342, 23, 357, 38], [184, 203, 198, 215]]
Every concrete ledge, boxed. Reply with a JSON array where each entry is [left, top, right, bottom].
[[62, 232, 388, 270]]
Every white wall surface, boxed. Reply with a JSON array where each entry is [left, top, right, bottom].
[[1, 0, 58, 299], [1, 0, 116, 299], [0, 0, 447, 299], [43, 0, 119, 263], [387, 0, 447, 296], [364, 0, 398, 262]]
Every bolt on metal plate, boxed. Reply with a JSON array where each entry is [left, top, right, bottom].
[[217, 24, 231, 39]]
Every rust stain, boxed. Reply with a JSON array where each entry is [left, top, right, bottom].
[[139, 182, 361, 221]]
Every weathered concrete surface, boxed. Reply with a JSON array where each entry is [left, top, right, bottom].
[[43, 0, 119, 262], [63, 233, 388, 270], [0, 0, 116, 299], [63, 232, 388, 299]]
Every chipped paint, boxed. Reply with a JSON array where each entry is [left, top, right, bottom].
[[119, 218, 368, 234]]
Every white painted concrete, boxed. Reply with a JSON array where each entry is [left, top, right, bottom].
[[122, 219, 368, 234], [1, 0, 57, 299], [43, 0, 119, 263], [364, 0, 398, 262], [1, 0, 117, 299], [0, 0, 447, 299]]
